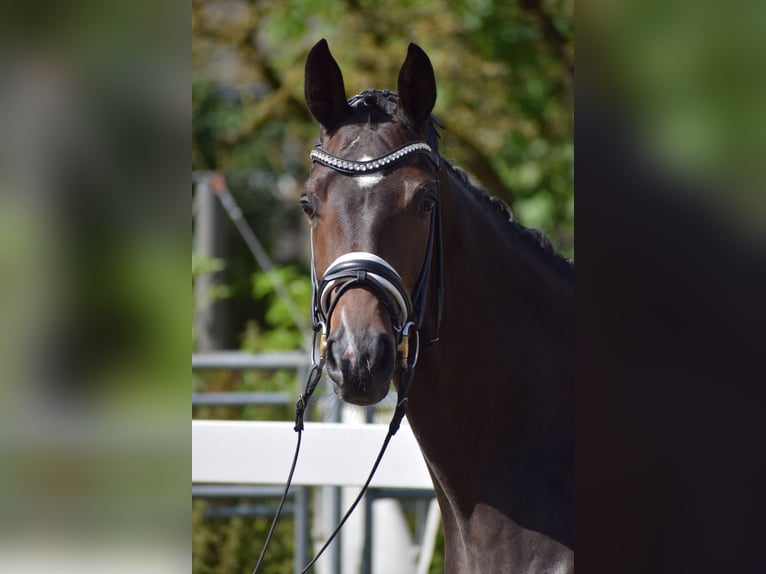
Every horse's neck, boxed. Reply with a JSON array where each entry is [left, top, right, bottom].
[[417, 167, 574, 418], [406, 168, 574, 566]]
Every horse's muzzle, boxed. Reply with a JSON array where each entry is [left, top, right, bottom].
[[325, 327, 395, 405]]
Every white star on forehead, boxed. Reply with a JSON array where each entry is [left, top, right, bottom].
[[354, 157, 385, 188]]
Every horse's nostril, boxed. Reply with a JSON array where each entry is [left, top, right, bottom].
[[324, 329, 394, 382], [368, 332, 392, 367], [325, 336, 339, 367]]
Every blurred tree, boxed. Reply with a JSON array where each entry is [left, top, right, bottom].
[[193, 0, 573, 254]]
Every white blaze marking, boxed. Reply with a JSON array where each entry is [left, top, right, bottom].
[[341, 307, 359, 362], [354, 156, 384, 189]]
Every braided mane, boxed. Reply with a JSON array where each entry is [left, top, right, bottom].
[[348, 90, 573, 279], [449, 165, 574, 279]]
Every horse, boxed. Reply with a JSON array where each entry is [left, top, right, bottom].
[[302, 39, 574, 573]]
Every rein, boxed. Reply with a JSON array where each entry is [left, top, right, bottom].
[[252, 139, 443, 574]]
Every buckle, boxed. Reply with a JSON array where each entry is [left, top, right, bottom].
[[397, 322, 420, 370]]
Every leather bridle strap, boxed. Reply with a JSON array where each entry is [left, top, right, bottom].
[[252, 140, 443, 574]]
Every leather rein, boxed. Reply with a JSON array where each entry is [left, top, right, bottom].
[[252, 139, 443, 574]]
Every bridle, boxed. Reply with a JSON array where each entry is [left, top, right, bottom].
[[252, 133, 444, 574], [310, 140, 443, 369], [306, 135, 443, 424]]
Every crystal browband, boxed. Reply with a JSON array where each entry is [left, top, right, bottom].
[[310, 142, 435, 174]]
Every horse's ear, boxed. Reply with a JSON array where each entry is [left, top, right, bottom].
[[305, 39, 350, 131], [397, 43, 437, 127]]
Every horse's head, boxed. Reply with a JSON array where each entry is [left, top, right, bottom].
[[302, 39, 439, 405]]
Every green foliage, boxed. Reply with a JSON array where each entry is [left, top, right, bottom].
[[192, 251, 232, 350], [193, 499, 294, 574], [244, 265, 312, 352], [192, 252, 233, 300], [192, 251, 225, 276]]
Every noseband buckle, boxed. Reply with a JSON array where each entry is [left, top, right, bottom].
[[397, 321, 420, 370], [319, 333, 327, 358]]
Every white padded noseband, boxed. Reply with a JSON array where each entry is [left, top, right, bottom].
[[318, 252, 410, 329]]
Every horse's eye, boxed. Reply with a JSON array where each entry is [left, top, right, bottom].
[[300, 197, 316, 219], [419, 195, 436, 216]]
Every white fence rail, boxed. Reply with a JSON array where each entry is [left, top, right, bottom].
[[192, 420, 432, 489]]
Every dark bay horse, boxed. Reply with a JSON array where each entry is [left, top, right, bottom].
[[303, 39, 574, 573]]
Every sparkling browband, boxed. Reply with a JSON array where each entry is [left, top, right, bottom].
[[310, 142, 435, 174]]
